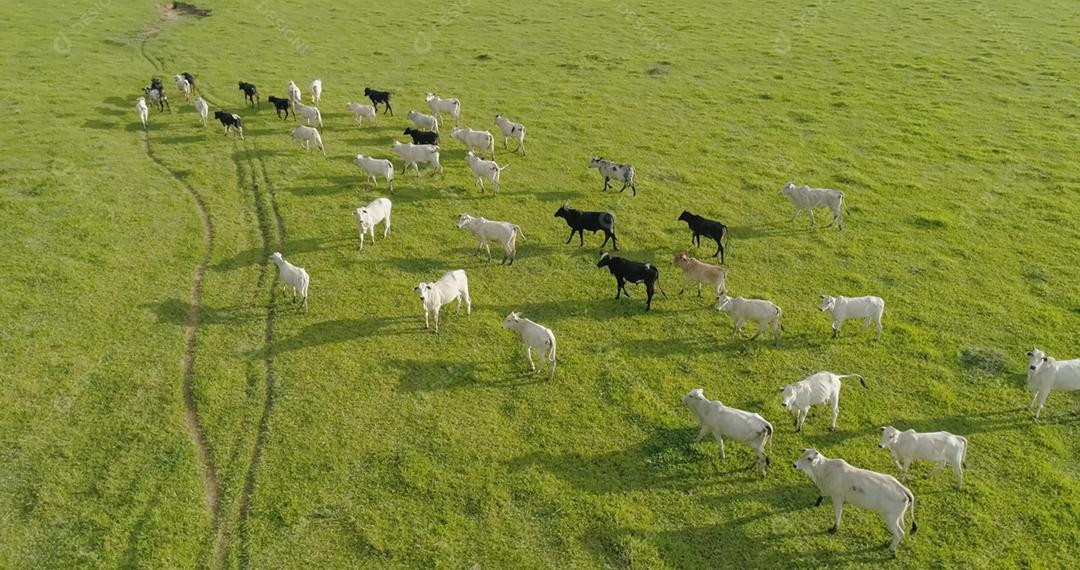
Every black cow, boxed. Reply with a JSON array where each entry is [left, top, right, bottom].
[[182, 72, 196, 91], [267, 96, 292, 120], [554, 202, 618, 250], [238, 82, 260, 108], [213, 111, 244, 139], [403, 127, 439, 145], [143, 86, 170, 112], [597, 252, 665, 310], [678, 210, 729, 263], [364, 87, 393, 115]]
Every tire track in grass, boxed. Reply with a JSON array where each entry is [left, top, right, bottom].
[[141, 33, 287, 566], [137, 97, 223, 567], [138, 36, 232, 569]]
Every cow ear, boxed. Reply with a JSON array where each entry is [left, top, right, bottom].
[[776, 387, 785, 392], [879, 427, 886, 432]]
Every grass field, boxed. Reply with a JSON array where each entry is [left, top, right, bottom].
[[3, 0, 1080, 567]]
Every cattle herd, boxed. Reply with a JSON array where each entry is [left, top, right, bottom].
[[135, 74, 1079, 556]]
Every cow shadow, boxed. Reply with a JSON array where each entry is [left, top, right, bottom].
[[485, 297, 641, 322], [83, 119, 118, 130], [156, 134, 207, 145], [269, 316, 415, 354], [143, 298, 265, 327], [391, 358, 545, 392], [212, 236, 344, 272], [727, 223, 813, 240]]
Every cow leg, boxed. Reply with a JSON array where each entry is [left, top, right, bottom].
[[525, 345, 536, 371], [875, 319, 884, 340], [433, 308, 440, 333], [713, 433, 726, 459], [599, 231, 611, 249], [579, 229, 586, 247], [602, 177, 610, 191], [619, 180, 629, 192], [614, 277, 624, 299], [1034, 390, 1050, 419], [713, 241, 722, 259], [791, 208, 802, 222], [808, 209, 818, 226], [484, 242, 493, 262], [953, 462, 964, 489], [829, 399, 839, 430], [829, 499, 844, 533], [565, 229, 575, 244], [424, 309, 430, 329], [901, 459, 913, 480], [645, 281, 655, 310], [860, 317, 872, 332], [886, 516, 904, 553], [696, 283, 702, 297], [796, 409, 806, 433], [733, 319, 745, 337], [815, 496, 824, 507], [929, 461, 946, 478], [832, 321, 842, 338], [693, 426, 708, 443]]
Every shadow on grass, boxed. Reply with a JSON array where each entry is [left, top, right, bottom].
[[798, 407, 1079, 450], [727, 223, 813, 240], [271, 316, 416, 354], [486, 296, 646, 322], [156, 134, 208, 145], [212, 236, 348, 272], [507, 427, 778, 495], [83, 119, 118, 130], [144, 298, 264, 326], [391, 358, 546, 392]]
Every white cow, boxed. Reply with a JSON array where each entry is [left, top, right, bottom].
[[354, 198, 392, 251], [287, 80, 302, 104], [352, 154, 394, 192], [309, 79, 322, 103], [270, 252, 309, 312], [794, 449, 917, 553], [135, 97, 149, 129], [878, 426, 968, 489], [456, 214, 524, 264], [781, 181, 848, 229], [173, 74, 192, 100], [494, 114, 526, 155], [294, 101, 323, 128], [346, 102, 377, 126], [1026, 347, 1080, 419], [407, 109, 439, 132], [194, 96, 209, 126], [683, 388, 774, 477], [290, 125, 325, 155], [779, 371, 867, 432], [465, 151, 507, 195], [715, 294, 781, 339], [502, 312, 557, 380], [673, 252, 727, 299], [392, 141, 443, 177], [414, 270, 471, 333], [425, 92, 461, 125], [819, 295, 885, 340], [450, 127, 495, 159]]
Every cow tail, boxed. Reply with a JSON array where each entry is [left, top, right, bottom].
[[842, 192, 851, 216], [959, 435, 969, 467], [654, 268, 667, 297], [906, 489, 917, 534], [514, 225, 526, 243]]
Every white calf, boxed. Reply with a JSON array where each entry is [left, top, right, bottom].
[[819, 295, 885, 340], [346, 102, 377, 126], [173, 75, 192, 100], [715, 294, 781, 339], [878, 427, 968, 489], [414, 270, 471, 333], [493, 115, 526, 155], [425, 92, 461, 125], [407, 109, 439, 132], [294, 101, 323, 128], [271, 252, 309, 312], [352, 154, 394, 192], [135, 97, 149, 129], [465, 151, 507, 195], [502, 312, 556, 380], [456, 214, 524, 265], [309, 79, 322, 103], [781, 181, 847, 229], [391, 141, 443, 177], [1026, 347, 1080, 419], [779, 371, 866, 432], [683, 388, 773, 477], [290, 126, 325, 155], [194, 96, 208, 126], [673, 252, 727, 299], [794, 449, 917, 553], [354, 198, 392, 251], [450, 127, 495, 159], [287, 80, 302, 104]]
